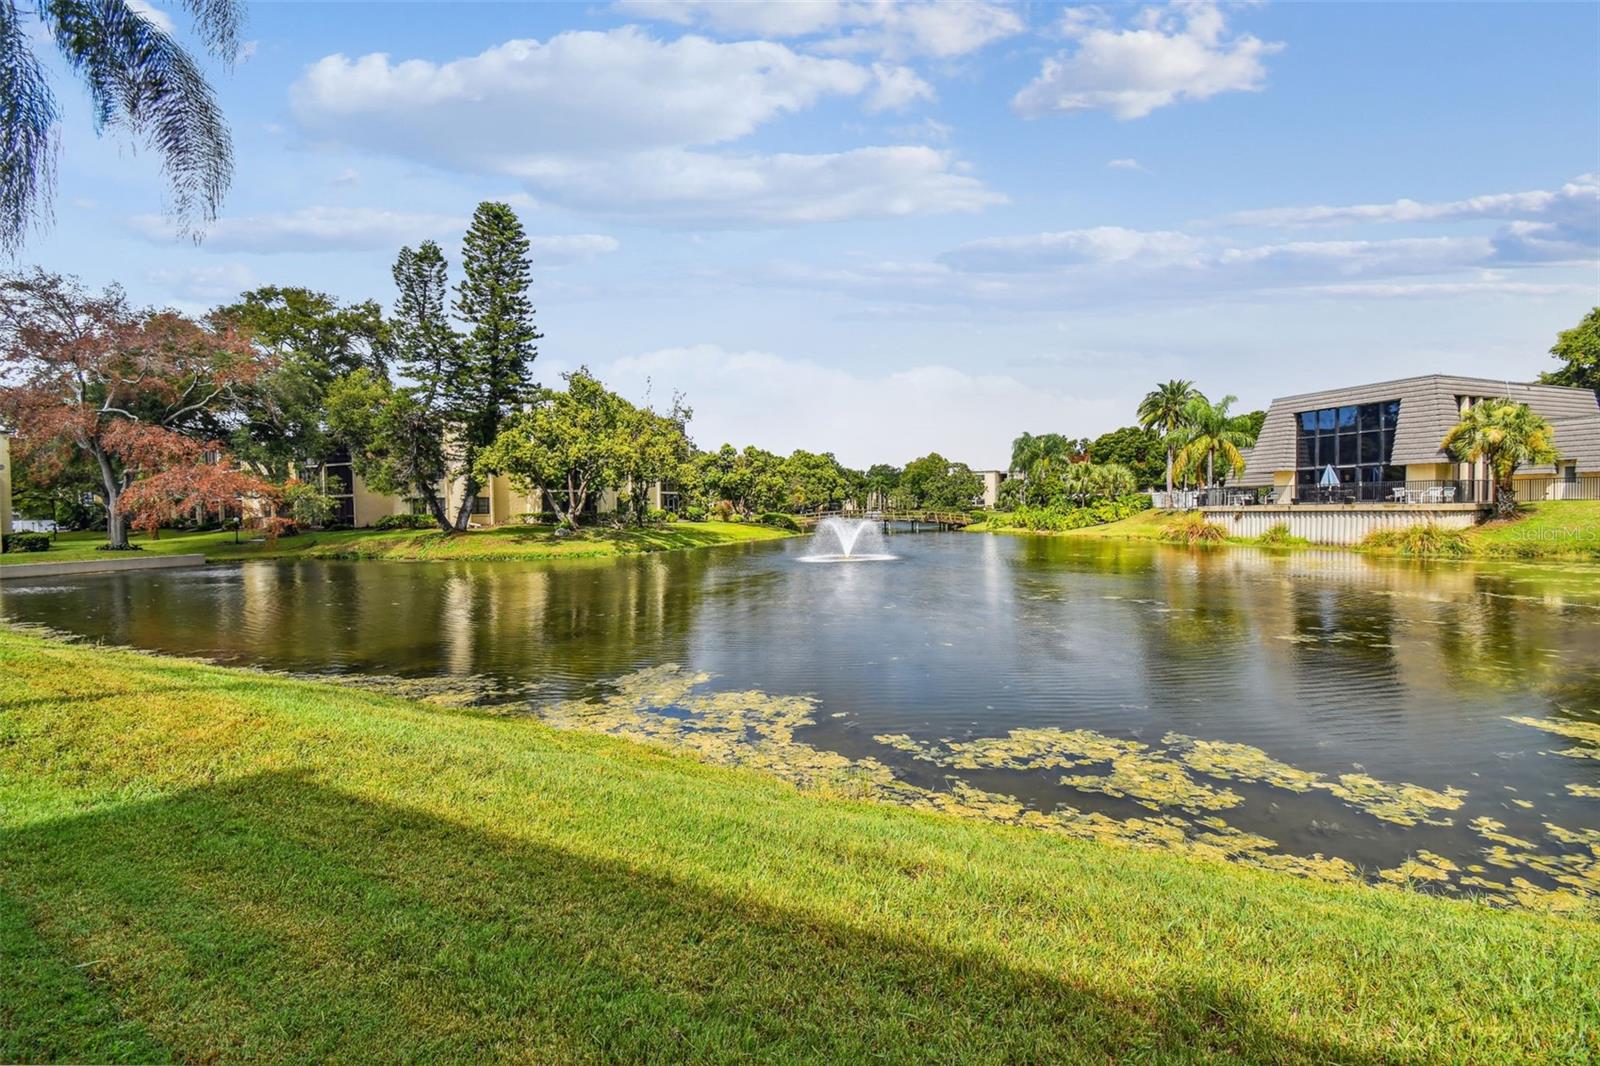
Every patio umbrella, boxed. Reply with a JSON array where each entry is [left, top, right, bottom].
[[1319, 465, 1340, 487]]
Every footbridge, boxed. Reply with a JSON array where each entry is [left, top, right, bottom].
[[797, 510, 976, 531]]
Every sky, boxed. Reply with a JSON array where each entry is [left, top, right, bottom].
[[18, 0, 1600, 469]]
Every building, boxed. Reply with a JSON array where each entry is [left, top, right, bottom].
[[1237, 374, 1600, 504], [975, 470, 1009, 509], [304, 451, 672, 528], [0, 431, 13, 537]]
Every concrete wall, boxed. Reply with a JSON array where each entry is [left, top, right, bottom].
[[0, 553, 206, 579], [1199, 504, 1484, 546], [0, 433, 12, 537]]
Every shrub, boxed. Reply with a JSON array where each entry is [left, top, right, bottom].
[[1256, 523, 1307, 548], [683, 504, 707, 522], [645, 508, 669, 526], [2, 531, 51, 553], [1005, 494, 1151, 532], [1361, 523, 1472, 558], [1160, 512, 1228, 545], [372, 513, 436, 531], [711, 500, 736, 522], [665, 512, 679, 523], [759, 512, 802, 532]]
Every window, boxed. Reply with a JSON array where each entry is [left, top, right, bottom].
[[471, 496, 491, 515], [1293, 399, 1401, 499], [1566, 463, 1579, 483], [407, 499, 430, 516]]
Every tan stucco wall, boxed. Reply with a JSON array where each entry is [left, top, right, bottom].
[[351, 474, 407, 527], [0, 434, 13, 536]]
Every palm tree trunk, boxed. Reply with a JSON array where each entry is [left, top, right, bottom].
[[1164, 446, 1173, 503]]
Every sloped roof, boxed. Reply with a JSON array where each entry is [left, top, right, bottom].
[[1238, 375, 1600, 484], [1526, 414, 1600, 474]]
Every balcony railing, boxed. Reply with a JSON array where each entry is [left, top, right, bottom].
[[1156, 476, 1599, 509]]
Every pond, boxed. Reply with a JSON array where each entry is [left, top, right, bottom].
[[4, 530, 1598, 910]]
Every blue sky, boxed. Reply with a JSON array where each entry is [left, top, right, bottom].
[[21, 0, 1600, 468]]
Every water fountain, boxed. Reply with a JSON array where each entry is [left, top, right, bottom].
[[800, 516, 896, 562]]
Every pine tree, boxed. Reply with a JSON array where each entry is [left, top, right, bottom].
[[384, 241, 462, 531], [452, 202, 541, 529]]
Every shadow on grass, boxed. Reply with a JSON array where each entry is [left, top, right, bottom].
[[1, 771, 1405, 1064]]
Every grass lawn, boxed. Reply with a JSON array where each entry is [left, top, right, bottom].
[[1467, 500, 1600, 560], [1, 627, 1595, 1063], [0, 520, 791, 567], [973, 501, 1600, 561], [969, 508, 1177, 541]]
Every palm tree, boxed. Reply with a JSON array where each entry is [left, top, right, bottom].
[[1171, 394, 1255, 491], [1008, 431, 1071, 506], [1137, 380, 1201, 498], [1, 0, 242, 254], [1441, 399, 1559, 516]]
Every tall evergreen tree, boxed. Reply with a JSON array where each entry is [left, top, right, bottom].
[[452, 201, 541, 529], [349, 240, 461, 532]]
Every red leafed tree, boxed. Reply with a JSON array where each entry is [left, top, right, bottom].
[[0, 269, 262, 548], [117, 456, 284, 542]]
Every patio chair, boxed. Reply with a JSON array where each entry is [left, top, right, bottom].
[[1389, 487, 1410, 503], [1421, 487, 1444, 504], [1441, 486, 1457, 503]]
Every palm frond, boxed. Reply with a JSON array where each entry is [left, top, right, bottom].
[[179, 0, 244, 61], [0, 0, 60, 255], [43, 0, 232, 236]]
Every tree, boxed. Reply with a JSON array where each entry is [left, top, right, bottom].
[[1171, 394, 1255, 489], [1539, 307, 1600, 394], [614, 396, 693, 525], [1441, 399, 1559, 516], [452, 201, 541, 529], [862, 463, 900, 509], [474, 367, 630, 530], [117, 456, 280, 541], [1, 0, 242, 254], [899, 453, 982, 509], [334, 241, 464, 533], [780, 450, 854, 512], [211, 286, 389, 479], [1137, 379, 1202, 497], [1059, 462, 1137, 505], [0, 270, 258, 548], [1088, 425, 1166, 488], [1009, 432, 1072, 505], [326, 368, 451, 529]]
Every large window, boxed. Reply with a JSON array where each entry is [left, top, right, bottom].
[[1295, 399, 1403, 498]]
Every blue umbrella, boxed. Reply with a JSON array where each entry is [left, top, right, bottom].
[[1319, 465, 1340, 487]]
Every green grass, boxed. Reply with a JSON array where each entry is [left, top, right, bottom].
[[1467, 500, 1600, 561], [0, 520, 792, 567], [1, 628, 1595, 1063]]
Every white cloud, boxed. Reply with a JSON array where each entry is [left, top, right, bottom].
[[1107, 158, 1148, 172], [867, 63, 935, 112], [509, 146, 1001, 225], [330, 168, 361, 187], [528, 234, 621, 266], [147, 263, 257, 302], [127, 0, 175, 34], [131, 207, 621, 264], [1013, 3, 1282, 120], [1220, 174, 1599, 265], [615, 1, 1024, 59], [292, 29, 868, 159], [942, 226, 1207, 271], [131, 207, 467, 253], [1222, 174, 1600, 229], [602, 344, 1119, 468], [290, 28, 996, 225]]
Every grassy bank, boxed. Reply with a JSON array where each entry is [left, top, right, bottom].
[[0, 520, 792, 567], [2, 628, 1595, 1062], [974, 501, 1600, 560]]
